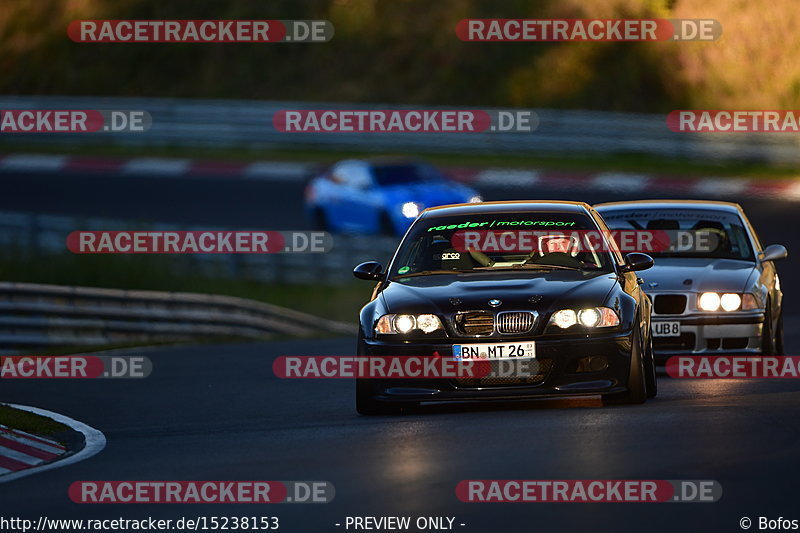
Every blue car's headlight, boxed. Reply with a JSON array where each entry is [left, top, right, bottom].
[[401, 202, 420, 218]]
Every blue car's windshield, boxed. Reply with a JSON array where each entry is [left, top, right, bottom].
[[599, 208, 755, 261], [372, 164, 443, 186], [389, 211, 616, 279]]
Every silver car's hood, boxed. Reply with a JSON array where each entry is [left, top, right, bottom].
[[639, 257, 757, 293]]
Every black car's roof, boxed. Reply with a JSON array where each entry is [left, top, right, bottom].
[[420, 200, 592, 219], [594, 199, 743, 214]]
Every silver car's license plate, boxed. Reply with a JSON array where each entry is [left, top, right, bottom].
[[653, 321, 681, 337], [453, 342, 535, 360]]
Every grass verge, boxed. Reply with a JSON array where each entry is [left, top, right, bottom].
[[0, 405, 71, 440], [0, 252, 371, 323]]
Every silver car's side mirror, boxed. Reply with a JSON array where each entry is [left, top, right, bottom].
[[760, 244, 788, 262]]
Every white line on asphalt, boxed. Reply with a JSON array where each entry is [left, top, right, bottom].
[[244, 161, 315, 180], [122, 157, 191, 176], [592, 172, 651, 192], [0, 154, 67, 172]]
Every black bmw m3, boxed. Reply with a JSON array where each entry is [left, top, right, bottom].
[[353, 201, 657, 414]]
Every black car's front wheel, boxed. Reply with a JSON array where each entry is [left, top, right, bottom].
[[775, 312, 785, 355], [356, 378, 417, 415], [604, 323, 648, 405], [762, 304, 779, 355], [355, 332, 417, 415], [644, 332, 657, 398]]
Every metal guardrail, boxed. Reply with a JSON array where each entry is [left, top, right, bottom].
[[1, 96, 799, 163], [0, 281, 355, 350], [0, 210, 398, 285]]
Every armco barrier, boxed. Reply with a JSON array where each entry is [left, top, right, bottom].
[[0, 281, 355, 350], [1, 96, 799, 163], [0, 210, 399, 285]]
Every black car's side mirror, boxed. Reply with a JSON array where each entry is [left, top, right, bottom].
[[353, 261, 385, 281], [760, 244, 788, 262], [624, 252, 654, 272]]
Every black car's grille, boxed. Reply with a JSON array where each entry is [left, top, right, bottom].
[[455, 312, 494, 336], [654, 332, 695, 351], [455, 358, 553, 387], [496, 312, 535, 334], [653, 294, 687, 315]]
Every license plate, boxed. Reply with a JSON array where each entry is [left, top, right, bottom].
[[653, 321, 681, 337], [453, 342, 535, 360]]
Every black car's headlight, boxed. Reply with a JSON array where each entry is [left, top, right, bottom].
[[375, 314, 444, 335], [697, 292, 759, 312], [548, 307, 620, 329]]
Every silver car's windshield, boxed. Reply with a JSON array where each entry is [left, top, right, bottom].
[[600, 208, 755, 260]]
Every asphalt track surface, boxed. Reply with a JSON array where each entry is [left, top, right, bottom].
[[1, 169, 800, 532]]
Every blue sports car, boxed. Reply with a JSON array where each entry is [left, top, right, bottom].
[[304, 159, 482, 236]]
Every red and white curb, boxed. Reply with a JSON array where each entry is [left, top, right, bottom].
[[0, 424, 65, 474], [2, 152, 799, 201], [0, 404, 105, 483]]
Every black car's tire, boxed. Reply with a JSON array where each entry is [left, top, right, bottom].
[[604, 322, 647, 405], [355, 378, 415, 415], [644, 332, 658, 398], [775, 312, 785, 356], [355, 331, 416, 415], [762, 304, 776, 355]]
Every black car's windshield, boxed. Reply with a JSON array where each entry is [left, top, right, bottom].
[[371, 163, 443, 186], [389, 211, 615, 278], [600, 208, 755, 260]]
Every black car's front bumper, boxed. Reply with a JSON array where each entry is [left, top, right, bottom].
[[359, 330, 635, 403]]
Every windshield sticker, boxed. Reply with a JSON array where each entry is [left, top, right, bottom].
[[397, 266, 411, 274], [427, 220, 577, 232]]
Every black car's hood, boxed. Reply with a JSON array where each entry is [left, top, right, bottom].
[[381, 271, 618, 315], [639, 258, 756, 292]]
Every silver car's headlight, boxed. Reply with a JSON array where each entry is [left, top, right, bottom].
[[697, 292, 758, 312], [375, 314, 443, 334], [549, 307, 620, 328]]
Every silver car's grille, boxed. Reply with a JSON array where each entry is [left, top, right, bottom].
[[496, 312, 536, 334]]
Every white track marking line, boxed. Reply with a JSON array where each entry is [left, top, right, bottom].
[[0, 154, 67, 172]]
